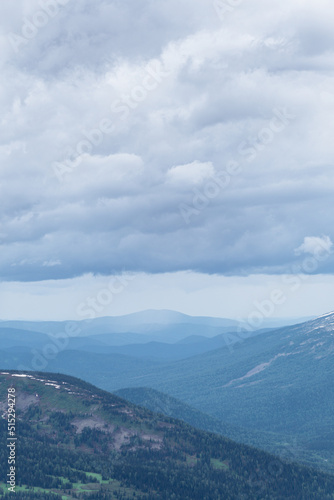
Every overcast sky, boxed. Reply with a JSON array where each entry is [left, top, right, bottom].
[[0, 0, 334, 320]]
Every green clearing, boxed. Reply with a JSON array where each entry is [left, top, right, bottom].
[[211, 458, 229, 470]]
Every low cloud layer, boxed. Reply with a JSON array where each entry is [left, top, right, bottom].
[[0, 0, 334, 281]]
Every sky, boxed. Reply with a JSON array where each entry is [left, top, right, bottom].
[[0, 0, 334, 320]]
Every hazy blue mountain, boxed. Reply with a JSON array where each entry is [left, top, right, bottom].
[[0, 311, 240, 346], [0, 310, 238, 335], [0, 328, 51, 349], [0, 324, 275, 362], [0, 309, 310, 340], [16, 350, 160, 388], [67, 330, 274, 360], [0, 324, 278, 369]]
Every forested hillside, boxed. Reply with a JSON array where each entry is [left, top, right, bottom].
[[1, 370, 334, 499]]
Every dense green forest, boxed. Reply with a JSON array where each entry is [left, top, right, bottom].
[[115, 386, 334, 474], [1, 371, 334, 499]]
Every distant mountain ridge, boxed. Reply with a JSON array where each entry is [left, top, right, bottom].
[[0, 309, 312, 337]]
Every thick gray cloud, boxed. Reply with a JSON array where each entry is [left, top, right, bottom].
[[0, 0, 334, 281]]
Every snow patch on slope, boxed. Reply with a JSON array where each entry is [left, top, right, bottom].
[[223, 352, 294, 388]]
